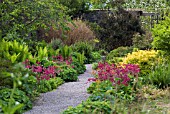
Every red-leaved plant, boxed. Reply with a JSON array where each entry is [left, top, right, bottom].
[[23, 55, 73, 81], [88, 62, 140, 86]]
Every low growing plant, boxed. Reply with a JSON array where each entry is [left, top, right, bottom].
[[71, 41, 93, 64], [58, 67, 78, 82], [62, 100, 112, 114], [148, 62, 170, 89]]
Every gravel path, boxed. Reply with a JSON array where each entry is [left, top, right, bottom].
[[24, 64, 93, 114]]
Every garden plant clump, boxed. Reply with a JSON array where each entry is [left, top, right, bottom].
[[1, 0, 170, 113]]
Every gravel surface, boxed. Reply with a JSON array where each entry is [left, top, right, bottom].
[[24, 64, 93, 114]]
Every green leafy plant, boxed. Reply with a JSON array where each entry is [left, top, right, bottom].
[[148, 62, 170, 89], [107, 46, 134, 59], [132, 32, 153, 50], [38, 80, 52, 93], [58, 67, 78, 82], [152, 15, 170, 55], [71, 57, 86, 74], [60, 45, 72, 60], [0, 58, 14, 88], [47, 39, 64, 50], [72, 42, 93, 63], [0, 63, 32, 114], [1, 0, 70, 41], [18, 75, 39, 100], [72, 52, 85, 65], [1, 40, 31, 63], [35, 46, 48, 61], [0, 88, 32, 114], [48, 77, 63, 90], [90, 51, 101, 63], [62, 100, 112, 114], [98, 49, 108, 56]]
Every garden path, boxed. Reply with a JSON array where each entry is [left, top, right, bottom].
[[24, 64, 93, 114]]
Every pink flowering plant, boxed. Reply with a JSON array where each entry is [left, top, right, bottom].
[[23, 54, 80, 82], [88, 62, 140, 100], [89, 62, 140, 86], [23, 59, 57, 81]]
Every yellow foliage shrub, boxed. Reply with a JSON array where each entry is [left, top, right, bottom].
[[122, 50, 159, 76]]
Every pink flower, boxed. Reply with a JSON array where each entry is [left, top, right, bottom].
[[88, 78, 97, 82], [41, 75, 50, 80], [93, 62, 140, 87], [32, 66, 43, 73], [26, 65, 31, 69]]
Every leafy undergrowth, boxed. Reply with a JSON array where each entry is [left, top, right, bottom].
[[63, 62, 170, 114]]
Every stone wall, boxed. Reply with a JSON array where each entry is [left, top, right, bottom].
[[75, 10, 111, 23]]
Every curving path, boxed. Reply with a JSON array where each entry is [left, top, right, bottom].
[[24, 64, 93, 114]]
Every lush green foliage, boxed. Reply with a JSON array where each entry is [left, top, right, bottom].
[[107, 46, 134, 59], [58, 0, 90, 15], [0, 88, 32, 113], [71, 58, 86, 74], [58, 67, 78, 82], [106, 46, 134, 64], [72, 42, 93, 63], [38, 77, 63, 93], [0, 40, 31, 63], [152, 15, 170, 55], [0, 0, 70, 41], [148, 62, 170, 89], [72, 52, 85, 65], [47, 39, 64, 50], [0, 58, 14, 88], [63, 100, 112, 114], [132, 32, 153, 50], [90, 52, 102, 62], [59, 46, 72, 61]]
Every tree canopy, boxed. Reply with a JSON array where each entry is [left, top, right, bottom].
[[0, 0, 70, 41]]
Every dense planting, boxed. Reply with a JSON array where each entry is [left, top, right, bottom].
[[1, 0, 170, 113]]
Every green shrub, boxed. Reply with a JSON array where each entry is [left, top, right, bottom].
[[59, 45, 72, 61], [58, 67, 78, 82], [37, 77, 63, 93], [72, 42, 93, 64], [38, 80, 52, 93], [62, 100, 112, 114], [107, 57, 123, 64], [72, 52, 85, 65], [48, 39, 63, 50], [107, 46, 134, 60], [90, 51, 101, 63], [0, 58, 14, 88], [0, 88, 32, 113], [54, 77, 64, 86], [71, 58, 86, 74], [98, 49, 108, 56], [0, 40, 31, 63], [148, 62, 170, 89], [48, 77, 63, 90], [132, 32, 153, 50], [152, 15, 170, 55], [18, 75, 39, 100], [92, 62, 98, 70]]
